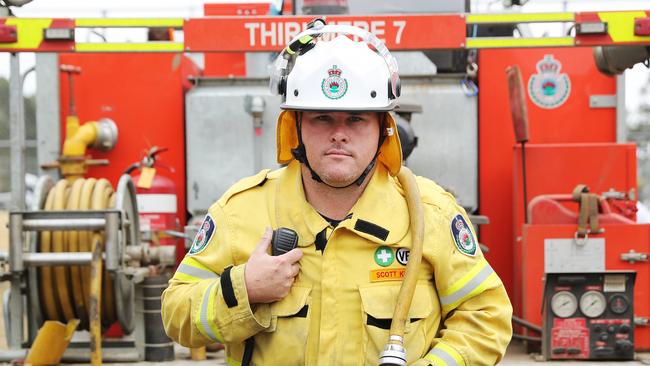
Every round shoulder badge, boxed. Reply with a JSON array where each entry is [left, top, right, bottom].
[[450, 214, 477, 257], [189, 214, 216, 255]]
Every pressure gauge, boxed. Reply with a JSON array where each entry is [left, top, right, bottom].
[[580, 291, 607, 318], [551, 291, 578, 318], [609, 294, 630, 314]]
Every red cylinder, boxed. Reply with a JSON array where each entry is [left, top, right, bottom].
[[132, 172, 181, 249]]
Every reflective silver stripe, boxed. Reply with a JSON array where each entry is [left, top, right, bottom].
[[429, 347, 459, 366], [177, 263, 218, 279], [440, 264, 494, 306], [200, 281, 219, 341]]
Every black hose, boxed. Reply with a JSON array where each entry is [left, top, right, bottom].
[[513, 315, 542, 333], [513, 333, 542, 343]]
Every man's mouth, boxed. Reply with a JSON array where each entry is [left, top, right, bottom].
[[325, 148, 352, 157]]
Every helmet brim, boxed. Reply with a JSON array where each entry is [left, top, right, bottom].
[[276, 111, 402, 176], [279, 103, 398, 112]]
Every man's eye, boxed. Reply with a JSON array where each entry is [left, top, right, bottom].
[[316, 115, 331, 121], [348, 116, 363, 123]]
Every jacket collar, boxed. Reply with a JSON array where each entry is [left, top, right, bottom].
[[275, 161, 409, 247]]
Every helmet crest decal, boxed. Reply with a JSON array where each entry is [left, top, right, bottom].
[[321, 65, 348, 100]]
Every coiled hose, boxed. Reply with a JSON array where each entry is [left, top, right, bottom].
[[38, 177, 117, 330]]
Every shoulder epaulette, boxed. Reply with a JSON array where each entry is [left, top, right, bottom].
[[415, 176, 456, 213], [217, 169, 270, 206], [266, 166, 285, 180]]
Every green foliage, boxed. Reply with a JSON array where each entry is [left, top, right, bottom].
[[0, 77, 8, 140], [627, 72, 650, 205], [0, 76, 38, 194], [0, 76, 37, 140]]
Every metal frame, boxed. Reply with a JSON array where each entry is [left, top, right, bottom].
[[35, 53, 62, 181], [9, 53, 26, 212], [1, 199, 163, 363], [4, 209, 119, 352]]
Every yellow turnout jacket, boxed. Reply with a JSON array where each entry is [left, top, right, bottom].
[[162, 161, 512, 365]]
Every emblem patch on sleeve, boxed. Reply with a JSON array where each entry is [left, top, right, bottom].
[[451, 214, 477, 256], [189, 214, 216, 255]]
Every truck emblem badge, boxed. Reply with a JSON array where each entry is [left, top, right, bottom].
[[528, 54, 571, 109], [321, 65, 348, 100], [189, 214, 215, 255], [451, 214, 477, 256]]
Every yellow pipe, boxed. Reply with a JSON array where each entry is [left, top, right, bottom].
[[25, 319, 80, 365], [379, 166, 424, 365], [391, 167, 424, 338], [63, 119, 98, 158], [65, 115, 79, 142], [90, 233, 103, 366], [61, 118, 99, 180]]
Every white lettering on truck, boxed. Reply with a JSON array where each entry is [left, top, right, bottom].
[[243, 19, 407, 47]]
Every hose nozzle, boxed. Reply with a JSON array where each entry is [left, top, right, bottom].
[[378, 336, 407, 366]]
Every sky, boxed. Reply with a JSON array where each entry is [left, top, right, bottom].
[[0, 0, 648, 112]]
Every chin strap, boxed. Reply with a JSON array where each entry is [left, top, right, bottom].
[[291, 112, 387, 189]]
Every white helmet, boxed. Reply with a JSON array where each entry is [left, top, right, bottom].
[[270, 24, 401, 111], [272, 23, 404, 182]]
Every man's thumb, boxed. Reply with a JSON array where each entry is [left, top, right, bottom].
[[254, 227, 273, 254]]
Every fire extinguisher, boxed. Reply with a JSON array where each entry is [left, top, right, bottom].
[[125, 146, 182, 263]]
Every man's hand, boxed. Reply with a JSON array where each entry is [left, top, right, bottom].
[[245, 228, 303, 304]]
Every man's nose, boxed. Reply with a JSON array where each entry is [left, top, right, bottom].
[[330, 122, 349, 143]]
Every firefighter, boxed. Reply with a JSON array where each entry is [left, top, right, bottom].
[[161, 25, 512, 365]]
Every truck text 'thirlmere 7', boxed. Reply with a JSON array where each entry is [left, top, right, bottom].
[[184, 15, 467, 51]]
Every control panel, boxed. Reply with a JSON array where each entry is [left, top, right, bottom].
[[542, 271, 636, 360]]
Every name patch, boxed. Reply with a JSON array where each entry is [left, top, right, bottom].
[[370, 268, 406, 282]]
